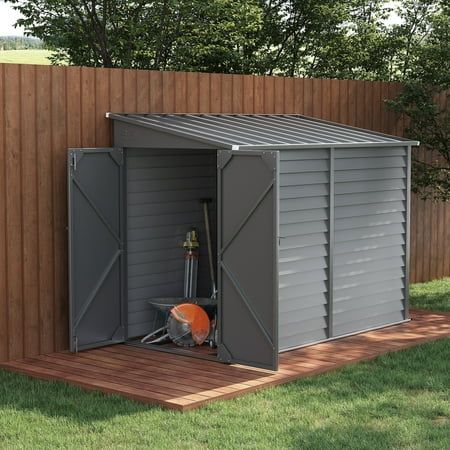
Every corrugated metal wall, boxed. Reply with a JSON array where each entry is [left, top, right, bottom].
[[278, 146, 408, 350], [333, 147, 407, 336], [0, 63, 447, 363], [126, 148, 216, 338], [279, 149, 330, 350]]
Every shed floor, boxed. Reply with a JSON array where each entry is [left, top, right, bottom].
[[1, 310, 449, 411]]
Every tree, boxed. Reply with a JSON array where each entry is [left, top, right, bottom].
[[7, 0, 266, 71], [387, 1, 449, 201]]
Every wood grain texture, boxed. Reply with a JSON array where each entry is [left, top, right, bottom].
[[0, 65, 7, 361], [20, 65, 39, 357], [1, 310, 449, 411], [4, 64, 23, 360], [0, 63, 448, 362], [35, 65, 54, 355]]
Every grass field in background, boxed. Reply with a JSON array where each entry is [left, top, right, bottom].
[[0, 278, 448, 449], [0, 49, 54, 65]]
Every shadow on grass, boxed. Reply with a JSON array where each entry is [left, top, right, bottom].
[[282, 339, 450, 449], [0, 338, 448, 443], [410, 278, 450, 313], [0, 369, 161, 423]]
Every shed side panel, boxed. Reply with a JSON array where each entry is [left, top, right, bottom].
[[332, 146, 408, 336], [278, 149, 330, 351], [126, 148, 216, 338]]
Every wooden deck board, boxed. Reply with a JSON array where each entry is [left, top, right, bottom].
[[1, 310, 450, 411]]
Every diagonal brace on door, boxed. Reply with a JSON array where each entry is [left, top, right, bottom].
[[73, 249, 122, 330], [221, 261, 275, 349], [72, 177, 122, 245], [220, 179, 274, 255]]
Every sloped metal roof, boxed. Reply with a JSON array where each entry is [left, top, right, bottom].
[[106, 113, 418, 150]]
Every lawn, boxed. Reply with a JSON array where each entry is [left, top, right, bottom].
[[0, 278, 449, 449], [0, 49, 54, 65]]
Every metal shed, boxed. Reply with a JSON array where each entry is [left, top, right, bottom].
[[68, 113, 419, 371]]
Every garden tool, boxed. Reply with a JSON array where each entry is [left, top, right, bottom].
[[183, 229, 199, 298]]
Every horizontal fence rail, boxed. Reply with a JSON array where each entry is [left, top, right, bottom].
[[0, 63, 448, 362]]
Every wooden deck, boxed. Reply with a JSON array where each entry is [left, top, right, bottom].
[[2, 310, 450, 411]]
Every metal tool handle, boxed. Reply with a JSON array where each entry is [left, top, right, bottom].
[[200, 198, 217, 299]]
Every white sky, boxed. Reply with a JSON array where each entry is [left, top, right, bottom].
[[0, 2, 25, 36], [0, 1, 403, 38]]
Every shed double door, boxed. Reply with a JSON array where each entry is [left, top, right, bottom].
[[68, 148, 279, 370]]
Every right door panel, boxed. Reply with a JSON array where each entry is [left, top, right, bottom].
[[217, 150, 279, 370]]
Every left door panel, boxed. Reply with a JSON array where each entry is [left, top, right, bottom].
[[68, 148, 125, 351]]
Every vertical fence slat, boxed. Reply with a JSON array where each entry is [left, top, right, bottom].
[[66, 67, 81, 150], [372, 81, 381, 132], [364, 80, 373, 131], [312, 78, 322, 118], [253, 76, 264, 114], [81, 67, 96, 147], [186, 72, 199, 113], [338, 79, 348, 125], [174, 72, 187, 113], [274, 76, 285, 114], [410, 191, 417, 283], [356, 80, 365, 128], [110, 68, 124, 113], [36, 65, 54, 355], [4, 64, 24, 360], [51, 66, 68, 351], [263, 76, 275, 114], [123, 69, 137, 112], [162, 71, 175, 113], [347, 80, 357, 126], [284, 77, 295, 114], [422, 148, 432, 282], [210, 73, 221, 113], [21, 65, 39, 357], [95, 68, 110, 146], [243, 75, 254, 114], [294, 78, 304, 115], [0, 66, 8, 361], [232, 75, 243, 113], [136, 70, 150, 113], [442, 198, 450, 277], [330, 79, 340, 123], [321, 78, 331, 121], [219, 74, 231, 113], [303, 78, 313, 117], [436, 200, 444, 279], [199, 73, 210, 113], [149, 71, 163, 113]]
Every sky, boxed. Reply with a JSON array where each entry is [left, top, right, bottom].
[[0, 1, 402, 38], [0, 2, 25, 36]]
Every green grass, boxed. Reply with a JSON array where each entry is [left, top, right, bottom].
[[0, 49, 54, 65], [0, 279, 448, 449], [410, 278, 450, 312]]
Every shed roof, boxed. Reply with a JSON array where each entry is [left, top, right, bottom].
[[106, 113, 419, 150]]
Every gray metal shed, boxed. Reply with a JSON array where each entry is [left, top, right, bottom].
[[67, 113, 419, 370]]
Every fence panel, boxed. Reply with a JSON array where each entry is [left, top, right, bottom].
[[0, 63, 448, 361]]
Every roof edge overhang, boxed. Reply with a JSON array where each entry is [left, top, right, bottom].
[[106, 112, 420, 150], [239, 141, 420, 150]]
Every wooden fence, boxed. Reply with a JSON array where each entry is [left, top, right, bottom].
[[0, 63, 448, 363]]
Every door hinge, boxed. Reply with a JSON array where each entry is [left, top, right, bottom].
[[70, 152, 77, 172]]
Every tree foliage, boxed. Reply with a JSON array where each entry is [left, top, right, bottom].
[[7, 0, 450, 200], [387, 1, 449, 201], [0, 36, 43, 50]]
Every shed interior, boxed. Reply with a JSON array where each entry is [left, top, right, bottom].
[[125, 147, 218, 359]]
